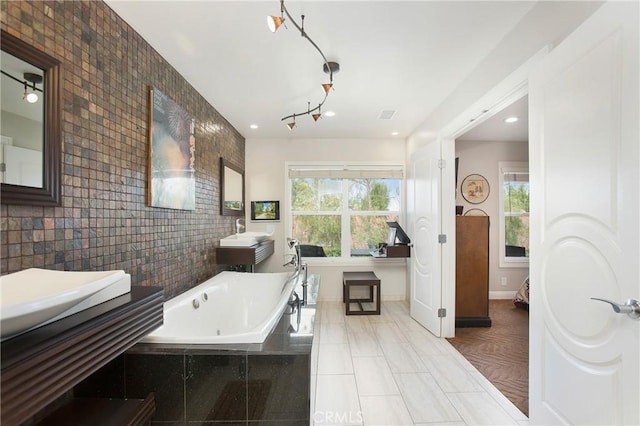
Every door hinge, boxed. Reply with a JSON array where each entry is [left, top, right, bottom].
[[438, 159, 446, 169], [438, 234, 447, 244], [438, 308, 447, 318]]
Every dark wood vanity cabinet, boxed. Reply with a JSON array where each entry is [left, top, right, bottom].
[[216, 239, 274, 271], [1, 287, 164, 425], [455, 216, 491, 327]]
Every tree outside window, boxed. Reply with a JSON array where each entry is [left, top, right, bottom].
[[289, 167, 402, 258], [499, 162, 529, 266], [504, 180, 529, 254]]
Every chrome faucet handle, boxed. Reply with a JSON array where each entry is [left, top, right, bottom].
[[286, 237, 298, 249]]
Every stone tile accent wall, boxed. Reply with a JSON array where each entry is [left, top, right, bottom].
[[0, 1, 245, 298]]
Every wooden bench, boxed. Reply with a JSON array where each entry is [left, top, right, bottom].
[[342, 271, 380, 315]]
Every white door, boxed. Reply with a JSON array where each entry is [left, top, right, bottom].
[[409, 139, 442, 336], [529, 2, 639, 424]]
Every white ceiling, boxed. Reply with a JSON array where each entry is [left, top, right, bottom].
[[104, 0, 537, 140], [457, 95, 528, 142]]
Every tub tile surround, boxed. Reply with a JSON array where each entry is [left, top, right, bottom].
[[313, 301, 529, 426], [77, 333, 312, 425], [75, 277, 318, 425]]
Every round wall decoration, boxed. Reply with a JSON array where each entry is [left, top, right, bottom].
[[463, 208, 488, 216], [461, 174, 489, 204]]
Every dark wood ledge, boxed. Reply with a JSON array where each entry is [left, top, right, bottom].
[[1, 286, 164, 425], [216, 239, 274, 270]]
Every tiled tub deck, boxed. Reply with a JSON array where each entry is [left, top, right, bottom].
[[75, 275, 319, 425]]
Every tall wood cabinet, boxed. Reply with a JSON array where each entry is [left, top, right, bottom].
[[455, 216, 491, 327]]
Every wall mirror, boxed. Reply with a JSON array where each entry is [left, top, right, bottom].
[[220, 158, 244, 216], [1, 30, 61, 206]]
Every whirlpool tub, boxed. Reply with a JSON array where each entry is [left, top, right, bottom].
[[141, 270, 299, 344]]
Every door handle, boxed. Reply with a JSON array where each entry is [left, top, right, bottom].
[[591, 298, 640, 319]]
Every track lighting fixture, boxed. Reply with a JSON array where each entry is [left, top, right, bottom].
[[23, 73, 43, 103], [1, 70, 43, 103], [267, 0, 338, 129]]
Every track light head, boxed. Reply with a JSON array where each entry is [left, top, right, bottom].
[[287, 121, 296, 130], [22, 82, 38, 103], [23, 91, 38, 103], [267, 15, 285, 32]]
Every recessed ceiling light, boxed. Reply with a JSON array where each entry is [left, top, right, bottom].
[[391, 131, 399, 136], [504, 117, 519, 124], [324, 111, 336, 117], [250, 124, 259, 129]]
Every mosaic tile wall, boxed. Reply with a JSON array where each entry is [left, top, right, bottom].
[[0, 1, 245, 298]]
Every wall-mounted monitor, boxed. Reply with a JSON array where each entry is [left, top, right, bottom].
[[250, 200, 280, 221]]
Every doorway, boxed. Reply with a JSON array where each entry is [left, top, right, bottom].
[[447, 95, 530, 415]]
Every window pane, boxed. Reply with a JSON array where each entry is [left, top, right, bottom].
[[503, 174, 530, 257], [350, 215, 398, 256], [292, 214, 341, 257], [505, 215, 529, 256], [291, 178, 342, 211], [348, 179, 400, 211]]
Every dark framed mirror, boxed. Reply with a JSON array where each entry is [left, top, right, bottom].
[[1, 30, 61, 206], [220, 157, 244, 216]]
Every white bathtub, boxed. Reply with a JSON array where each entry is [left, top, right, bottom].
[[141, 271, 299, 344]]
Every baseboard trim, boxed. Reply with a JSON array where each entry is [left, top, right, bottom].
[[489, 291, 517, 300], [320, 293, 513, 302], [318, 296, 407, 303]]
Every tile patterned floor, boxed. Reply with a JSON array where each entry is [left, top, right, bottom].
[[311, 301, 529, 426]]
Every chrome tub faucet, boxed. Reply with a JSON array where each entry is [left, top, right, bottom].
[[284, 238, 309, 306], [235, 218, 245, 234]]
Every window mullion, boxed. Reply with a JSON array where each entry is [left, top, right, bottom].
[[342, 178, 350, 258]]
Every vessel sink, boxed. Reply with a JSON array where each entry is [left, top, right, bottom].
[[220, 232, 272, 247], [1, 268, 130, 341]]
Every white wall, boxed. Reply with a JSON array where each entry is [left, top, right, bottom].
[[245, 138, 407, 301], [455, 139, 529, 296], [0, 110, 43, 151]]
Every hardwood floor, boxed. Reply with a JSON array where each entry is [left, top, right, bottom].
[[446, 299, 529, 415]]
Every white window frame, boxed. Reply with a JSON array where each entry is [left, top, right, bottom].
[[285, 161, 405, 263], [498, 161, 529, 268]]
